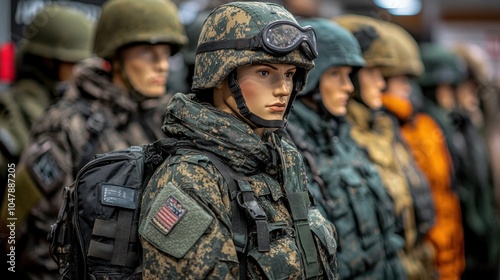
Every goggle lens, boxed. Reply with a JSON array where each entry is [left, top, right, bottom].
[[264, 22, 318, 59]]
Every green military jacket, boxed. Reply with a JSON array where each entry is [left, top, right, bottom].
[[139, 92, 339, 279], [286, 100, 407, 280]]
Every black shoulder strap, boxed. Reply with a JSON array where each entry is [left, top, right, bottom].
[[196, 151, 250, 280]]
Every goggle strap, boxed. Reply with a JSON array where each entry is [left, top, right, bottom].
[[196, 38, 260, 54]]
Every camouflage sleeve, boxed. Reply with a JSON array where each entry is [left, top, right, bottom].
[[308, 207, 340, 280], [1, 106, 79, 278], [139, 155, 239, 279]]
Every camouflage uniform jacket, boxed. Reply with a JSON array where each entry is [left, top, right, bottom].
[[286, 100, 407, 280], [1, 57, 169, 280], [139, 92, 339, 279], [0, 63, 59, 198], [346, 100, 436, 280]]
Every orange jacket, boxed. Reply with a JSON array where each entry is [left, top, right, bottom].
[[383, 94, 465, 280]]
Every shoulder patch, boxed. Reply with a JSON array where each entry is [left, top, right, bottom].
[[26, 141, 65, 194], [139, 182, 213, 258]]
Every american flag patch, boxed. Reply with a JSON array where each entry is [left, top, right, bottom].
[[152, 195, 187, 235]]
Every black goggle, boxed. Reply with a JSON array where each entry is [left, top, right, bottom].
[[196, 20, 318, 60]]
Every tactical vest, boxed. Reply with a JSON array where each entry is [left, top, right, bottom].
[[286, 122, 406, 280]]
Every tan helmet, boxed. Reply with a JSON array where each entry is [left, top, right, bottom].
[[93, 0, 188, 60], [452, 43, 493, 85], [334, 14, 397, 68], [22, 4, 93, 62], [380, 23, 424, 78]]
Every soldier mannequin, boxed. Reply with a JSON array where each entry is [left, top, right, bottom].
[[0, 0, 187, 279], [139, 2, 339, 279], [285, 18, 407, 280], [0, 4, 93, 206]]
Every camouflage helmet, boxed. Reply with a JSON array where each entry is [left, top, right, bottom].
[[380, 23, 424, 78], [419, 43, 468, 87], [94, 0, 188, 60], [300, 18, 365, 95], [192, 1, 315, 91], [334, 14, 397, 68], [22, 4, 93, 62]]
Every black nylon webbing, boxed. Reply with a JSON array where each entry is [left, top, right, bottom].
[[200, 151, 249, 280], [111, 210, 133, 266]]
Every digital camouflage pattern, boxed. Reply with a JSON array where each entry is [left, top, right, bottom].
[[333, 15, 397, 69], [139, 93, 339, 279], [286, 101, 406, 280], [192, 1, 314, 91], [94, 0, 187, 59], [0, 57, 170, 280]]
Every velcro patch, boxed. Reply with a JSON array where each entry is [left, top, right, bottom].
[[139, 182, 213, 258], [152, 195, 187, 235], [27, 141, 65, 194]]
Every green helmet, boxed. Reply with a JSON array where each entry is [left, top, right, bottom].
[[419, 43, 468, 87], [22, 4, 93, 62], [300, 18, 365, 95], [334, 14, 397, 68], [94, 0, 188, 60], [192, 1, 315, 92], [381, 23, 423, 78]]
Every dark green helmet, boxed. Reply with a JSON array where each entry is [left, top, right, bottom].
[[22, 4, 93, 62], [94, 0, 188, 60], [419, 43, 468, 87], [192, 1, 315, 91], [299, 18, 365, 95]]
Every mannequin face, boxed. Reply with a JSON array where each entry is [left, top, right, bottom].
[[358, 67, 386, 109], [385, 75, 411, 99], [319, 66, 354, 116], [456, 80, 480, 113], [113, 44, 171, 98], [58, 62, 77, 81], [214, 63, 296, 134], [435, 84, 456, 111]]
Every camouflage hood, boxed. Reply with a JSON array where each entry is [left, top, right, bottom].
[[162, 93, 280, 174], [63, 57, 167, 125]]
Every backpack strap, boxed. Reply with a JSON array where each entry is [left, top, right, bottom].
[[197, 151, 251, 280], [75, 99, 109, 172]]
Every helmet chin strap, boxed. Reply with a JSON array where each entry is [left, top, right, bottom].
[[228, 70, 286, 128]]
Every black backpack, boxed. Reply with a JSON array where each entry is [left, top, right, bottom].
[[48, 138, 253, 280]]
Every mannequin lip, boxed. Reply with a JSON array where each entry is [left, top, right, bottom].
[[268, 102, 287, 112]]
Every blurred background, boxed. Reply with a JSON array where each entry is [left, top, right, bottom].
[[0, 0, 499, 88]]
